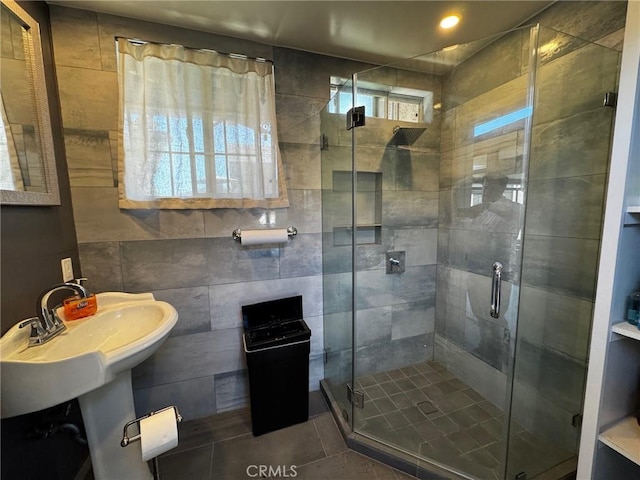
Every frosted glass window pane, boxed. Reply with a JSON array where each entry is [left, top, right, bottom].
[[195, 154, 206, 193], [173, 154, 192, 196], [192, 118, 204, 152], [151, 153, 171, 197]]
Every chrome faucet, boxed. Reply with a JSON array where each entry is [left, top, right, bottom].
[[20, 281, 90, 346]]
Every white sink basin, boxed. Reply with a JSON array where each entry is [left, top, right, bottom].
[[0, 291, 178, 418]]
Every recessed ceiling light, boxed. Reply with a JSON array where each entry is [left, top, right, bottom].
[[440, 15, 461, 29]]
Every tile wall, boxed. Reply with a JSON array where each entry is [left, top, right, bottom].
[[48, 5, 369, 420]]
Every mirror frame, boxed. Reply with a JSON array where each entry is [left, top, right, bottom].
[[1, 0, 60, 206]]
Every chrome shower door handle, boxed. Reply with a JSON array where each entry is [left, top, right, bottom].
[[490, 262, 503, 319]]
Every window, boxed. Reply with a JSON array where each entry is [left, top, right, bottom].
[[328, 77, 432, 123], [329, 87, 386, 117], [117, 39, 288, 209], [388, 94, 423, 123]]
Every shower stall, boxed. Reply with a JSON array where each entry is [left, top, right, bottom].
[[320, 24, 621, 480]]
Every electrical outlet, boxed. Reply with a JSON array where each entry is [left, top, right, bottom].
[[61, 257, 74, 282]]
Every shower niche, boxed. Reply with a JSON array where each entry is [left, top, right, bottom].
[[331, 170, 382, 246]]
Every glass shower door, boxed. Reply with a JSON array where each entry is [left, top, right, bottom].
[[350, 27, 535, 479], [506, 26, 622, 480]]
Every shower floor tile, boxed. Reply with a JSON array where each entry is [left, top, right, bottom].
[[380, 380, 403, 396], [349, 360, 574, 480]]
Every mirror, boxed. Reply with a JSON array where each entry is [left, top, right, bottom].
[[0, 0, 59, 205]]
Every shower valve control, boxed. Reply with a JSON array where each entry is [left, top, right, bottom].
[[386, 251, 405, 274]]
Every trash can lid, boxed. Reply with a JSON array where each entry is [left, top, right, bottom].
[[242, 295, 303, 330], [244, 318, 311, 351]]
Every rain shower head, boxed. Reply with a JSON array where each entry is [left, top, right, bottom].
[[389, 126, 427, 146]]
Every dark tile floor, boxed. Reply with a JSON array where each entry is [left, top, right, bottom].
[[153, 391, 415, 480], [80, 362, 575, 480], [336, 360, 574, 480]]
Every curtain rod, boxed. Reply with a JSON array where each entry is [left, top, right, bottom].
[[115, 36, 273, 64]]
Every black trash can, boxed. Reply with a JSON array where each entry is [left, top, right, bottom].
[[242, 295, 311, 436]]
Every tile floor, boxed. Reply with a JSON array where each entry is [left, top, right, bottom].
[[329, 360, 574, 480], [151, 392, 415, 480], [81, 361, 575, 480]]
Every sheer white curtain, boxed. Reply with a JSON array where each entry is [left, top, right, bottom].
[[117, 39, 288, 209]]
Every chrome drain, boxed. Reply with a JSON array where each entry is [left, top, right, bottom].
[[417, 400, 438, 415]]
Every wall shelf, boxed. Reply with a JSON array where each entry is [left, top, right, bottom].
[[599, 416, 640, 466], [612, 322, 640, 341], [330, 171, 383, 246], [333, 224, 382, 246], [625, 206, 640, 225]]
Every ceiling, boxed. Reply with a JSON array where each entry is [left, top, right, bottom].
[[48, 1, 555, 66]]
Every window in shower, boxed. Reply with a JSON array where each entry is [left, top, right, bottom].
[[388, 93, 422, 122], [328, 85, 387, 117], [328, 76, 431, 123]]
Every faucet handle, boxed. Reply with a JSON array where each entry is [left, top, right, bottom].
[[19, 316, 46, 341], [72, 277, 88, 286], [19, 317, 39, 329]]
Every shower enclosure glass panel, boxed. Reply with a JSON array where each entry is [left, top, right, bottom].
[[351, 25, 534, 480], [321, 78, 355, 423], [320, 22, 621, 480]]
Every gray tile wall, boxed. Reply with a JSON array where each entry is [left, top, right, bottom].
[[320, 71, 442, 381], [435, 0, 625, 453], [48, 5, 369, 421]]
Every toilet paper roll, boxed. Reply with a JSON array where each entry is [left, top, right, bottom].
[[140, 408, 178, 461], [241, 229, 289, 245]]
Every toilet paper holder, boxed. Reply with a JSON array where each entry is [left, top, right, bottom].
[[232, 226, 297, 241], [121, 406, 182, 480], [120, 405, 182, 448]]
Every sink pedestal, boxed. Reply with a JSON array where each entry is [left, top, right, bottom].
[[79, 370, 152, 480]]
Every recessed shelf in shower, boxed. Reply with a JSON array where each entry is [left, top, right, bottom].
[[331, 170, 382, 246]]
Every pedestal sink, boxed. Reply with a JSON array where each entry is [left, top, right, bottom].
[[0, 292, 178, 480]]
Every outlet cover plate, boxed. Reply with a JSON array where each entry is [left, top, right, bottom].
[[61, 257, 74, 282]]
